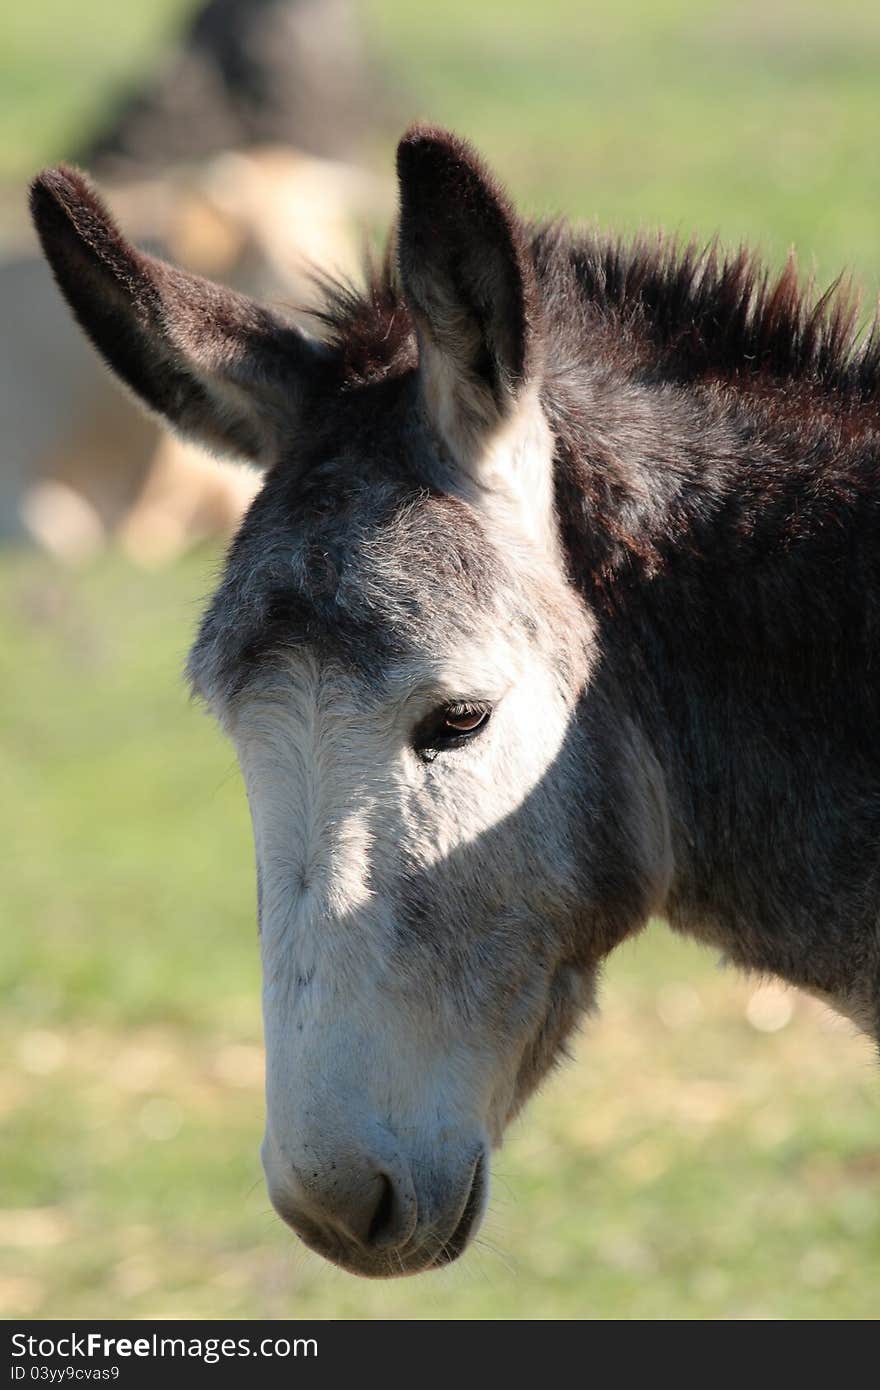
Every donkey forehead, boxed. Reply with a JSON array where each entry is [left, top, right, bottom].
[[188, 469, 527, 709]]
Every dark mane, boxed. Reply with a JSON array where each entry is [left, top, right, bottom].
[[311, 223, 880, 406], [308, 248, 417, 387]]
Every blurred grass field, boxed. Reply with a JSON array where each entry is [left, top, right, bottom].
[[3, 0, 880, 1320]]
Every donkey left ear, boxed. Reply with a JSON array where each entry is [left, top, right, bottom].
[[396, 127, 543, 457], [30, 165, 327, 468]]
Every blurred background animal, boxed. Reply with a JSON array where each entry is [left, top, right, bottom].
[[2, 0, 388, 564]]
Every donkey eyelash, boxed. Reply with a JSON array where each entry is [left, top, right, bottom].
[[413, 700, 493, 761], [445, 701, 487, 719]]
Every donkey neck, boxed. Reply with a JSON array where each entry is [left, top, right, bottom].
[[562, 361, 880, 748], [555, 354, 876, 560], [554, 369, 880, 1013]]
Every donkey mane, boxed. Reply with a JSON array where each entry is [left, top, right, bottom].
[[311, 225, 880, 407]]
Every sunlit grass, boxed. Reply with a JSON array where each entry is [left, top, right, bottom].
[[364, 0, 880, 295], [3, 1, 880, 299]]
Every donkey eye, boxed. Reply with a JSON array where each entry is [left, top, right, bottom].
[[413, 702, 492, 759], [444, 707, 488, 733]]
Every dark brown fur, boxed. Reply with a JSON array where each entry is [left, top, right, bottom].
[[311, 196, 880, 1028], [314, 230, 880, 401]]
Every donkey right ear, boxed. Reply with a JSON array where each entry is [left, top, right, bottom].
[[396, 127, 543, 463], [30, 166, 326, 467]]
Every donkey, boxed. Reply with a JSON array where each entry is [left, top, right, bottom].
[[31, 127, 880, 1277]]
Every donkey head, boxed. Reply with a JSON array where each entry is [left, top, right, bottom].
[[31, 129, 668, 1276]]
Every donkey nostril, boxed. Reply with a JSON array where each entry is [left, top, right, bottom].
[[365, 1172, 397, 1249], [267, 1151, 418, 1260]]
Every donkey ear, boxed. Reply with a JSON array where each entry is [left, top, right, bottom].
[[396, 127, 542, 453], [30, 166, 325, 467]]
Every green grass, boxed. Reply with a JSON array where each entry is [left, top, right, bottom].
[[365, 0, 880, 296], [0, 1, 187, 187], [4, 1, 880, 298], [3, 0, 880, 1321]]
